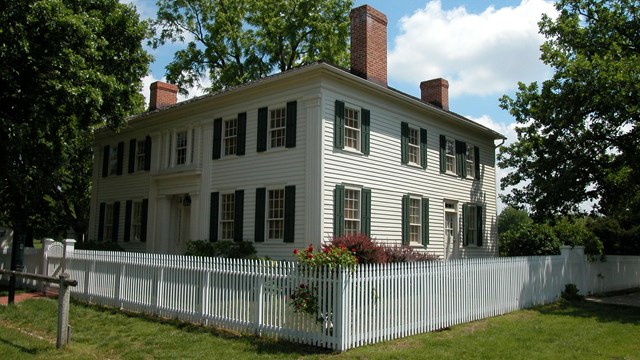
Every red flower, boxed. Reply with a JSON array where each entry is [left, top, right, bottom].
[[300, 284, 305, 289], [307, 253, 313, 259], [293, 249, 299, 255], [291, 294, 296, 300], [323, 247, 329, 253], [351, 248, 357, 253], [307, 244, 314, 250]]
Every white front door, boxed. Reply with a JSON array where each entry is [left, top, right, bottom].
[[444, 201, 458, 260]]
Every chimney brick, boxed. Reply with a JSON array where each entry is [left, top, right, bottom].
[[420, 78, 449, 111], [149, 81, 178, 111], [350, 5, 388, 86]]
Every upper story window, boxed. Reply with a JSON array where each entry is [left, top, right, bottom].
[[135, 140, 146, 171], [109, 147, 118, 175], [408, 127, 420, 165], [270, 107, 286, 149], [466, 144, 476, 179], [334, 100, 370, 155], [445, 138, 455, 174], [175, 130, 188, 165], [344, 107, 360, 151], [224, 118, 237, 156], [220, 193, 235, 241]]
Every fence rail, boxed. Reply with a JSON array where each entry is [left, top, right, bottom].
[[2, 244, 640, 351]]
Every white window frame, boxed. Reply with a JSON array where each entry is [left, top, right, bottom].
[[269, 106, 286, 149], [445, 137, 456, 174], [408, 126, 420, 165], [409, 196, 422, 244], [104, 203, 114, 240], [267, 189, 285, 241], [135, 140, 146, 171], [132, 201, 142, 241], [223, 118, 238, 156], [344, 106, 361, 152], [344, 188, 361, 235], [466, 144, 476, 179], [220, 193, 235, 241], [109, 146, 118, 176], [175, 130, 188, 165], [466, 204, 479, 246]]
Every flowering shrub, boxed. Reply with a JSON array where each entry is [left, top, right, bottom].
[[289, 283, 318, 316], [293, 243, 358, 271], [329, 233, 387, 264], [383, 246, 439, 262]]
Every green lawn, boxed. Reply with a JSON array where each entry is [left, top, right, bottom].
[[0, 297, 638, 359]]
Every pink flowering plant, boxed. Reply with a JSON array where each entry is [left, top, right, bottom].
[[289, 283, 318, 316]]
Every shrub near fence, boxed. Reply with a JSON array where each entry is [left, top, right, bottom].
[[3, 245, 640, 351]]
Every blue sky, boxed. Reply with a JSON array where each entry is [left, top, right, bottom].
[[128, 0, 558, 208]]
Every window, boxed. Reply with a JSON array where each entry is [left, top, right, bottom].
[[269, 107, 286, 148], [344, 189, 361, 234], [463, 203, 483, 246], [135, 140, 146, 171], [175, 130, 188, 165], [408, 127, 420, 165], [109, 147, 118, 175], [104, 204, 114, 240], [132, 201, 142, 241], [220, 193, 235, 240], [445, 138, 455, 174], [402, 195, 429, 246], [268, 189, 285, 240], [224, 118, 237, 156], [409, 198, 421, 243], [466, 145, 475, 179], [344, 107, 360, 150]]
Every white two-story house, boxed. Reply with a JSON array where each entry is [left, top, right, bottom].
[[88, 5, 505, 259]]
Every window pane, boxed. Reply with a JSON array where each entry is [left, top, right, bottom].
[[446, 138, 455, 173], [269, 108, 286, 148], [410, 198, 421, 243], [344, 108, 360, 150], [408, 127, 420, 164], [136, 141, 146, 171], [224, 119, 237, 156], [467, 146, 475, 178], [175, 131, 187, 165], [132, 202, 142, 241], [109, 147, 118, 175], [268, 189, 284, 240], [220, 194, 235, 240], [344, 189, 360, 234]]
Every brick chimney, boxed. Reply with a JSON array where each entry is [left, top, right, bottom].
[[149, 81, 178, 111], [350, 5, 388, 86], [420, 78, 449, 111]]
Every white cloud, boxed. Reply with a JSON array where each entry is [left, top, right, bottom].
[[389, 0, 557, 97]]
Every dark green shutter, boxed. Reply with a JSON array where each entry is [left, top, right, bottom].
[[362, 108, 370, 155], [286, 101, 297, 148], [420, 128, 428, 169], [422, 197, 429, 246], [234, 190, 244, 242], [334, 184, 345, 236], [334, 100, 345, 149], [462, 203, 469, 246], [455, 140, 466, 177], [361, 188, 371, 236], [124, 200, 132, 242], [237, 112, 246, 156], [284, 186, 296, 242], [439, 135, 446, 173], [144, 136, 152, 171], [209, 192, 219, 241], [255, 188, 266, 242], [212, 118, 222, 159], [98, 202, 105, 241], [476, 205, 483, 246], [257, 107, 268, 152], [474, 146, 480, 180], [128, 139, 136, 173], [140, 199, 148, 242], [116, 142, 124, 175], [401, 195, 410, 245], [401, 122, 409, 164], [112, 201, 120, 242], [102, 146, 110, 177]]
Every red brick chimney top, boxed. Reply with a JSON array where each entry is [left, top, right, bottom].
[[420, 78, 449, 111], [149, 81, 178, 111], [350, 5, 388, 86]]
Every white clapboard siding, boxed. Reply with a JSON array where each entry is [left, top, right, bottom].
[[25, 246, 639, 351]]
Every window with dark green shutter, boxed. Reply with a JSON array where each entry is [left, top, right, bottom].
[[420, 128, 428, 169], [286, 101, 297, 148], [102, 146, 110, 177], [401, 195, 410, 245], [255, 188, 266, 242], [439, 135, 447, 173], [476, 205, 483, 246], [116, 142, 124, 176], [462, 203, 483, 246], [361, 188, 371, 236], [361, 108, 370, 155], [455, 140, 466, 177], [401, 122, 409, 164], [284, 186, 296, 242], [233, 190, 244, 242], [474, 146, 480, 180], [334, 184, 345, 236], [124, 200, 132, 242], [140, 199, 148, 242], [144, 136, 152, 171], [334, 100, 345, 149], [237, 113, 247, 156], [212, 118, 222, 159], [257, 108, 268, 152], [128, 139, 136, 174], [209, 192, 219, 241], [422, 197, 429, 246]]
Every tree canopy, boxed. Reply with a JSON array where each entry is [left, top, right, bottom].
[[498, 0, 640, 222], [152, 0, 353, 93], [0, 0, 151, 243]]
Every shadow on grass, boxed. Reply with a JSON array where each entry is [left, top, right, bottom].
[[0, 335, 40, 355], [71, 299, 334, 357], [533, 299, 640, 326]]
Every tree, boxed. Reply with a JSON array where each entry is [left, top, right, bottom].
[[0, 0, 151, 244], [497, 206, 532, 235], [498, 0, 640, 221], [152, 0, 352, 93]]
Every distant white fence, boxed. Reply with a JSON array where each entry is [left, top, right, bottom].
[[2, 243, 640, 351]]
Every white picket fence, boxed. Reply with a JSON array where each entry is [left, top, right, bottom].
[[2, 244, 640, 351]]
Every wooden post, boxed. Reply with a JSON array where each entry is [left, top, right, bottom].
[[57, 273, 71, 349]]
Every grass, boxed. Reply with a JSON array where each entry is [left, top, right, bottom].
[[0, 297, 639, 359]]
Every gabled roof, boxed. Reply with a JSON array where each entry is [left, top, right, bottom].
[[124, 62, 506, 140]]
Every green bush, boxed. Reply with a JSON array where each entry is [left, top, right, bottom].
[[497, 206, 532, 235], [184, 240, 256, 258], [561, 283, 583, 301], [75, 241, 125, 251], [499, 223, 561, 256]]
